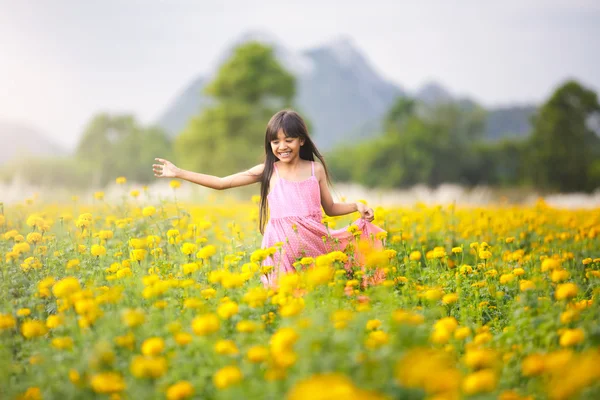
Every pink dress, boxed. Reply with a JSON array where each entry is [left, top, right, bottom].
[[260, 161, 386, 287]]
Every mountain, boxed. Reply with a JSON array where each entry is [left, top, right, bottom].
[[157, 34, 404, 150], [156, 32, 535, 149], [0, 122, 66, 165]]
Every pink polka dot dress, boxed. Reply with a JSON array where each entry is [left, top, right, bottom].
[[260, 161, 386, 287]]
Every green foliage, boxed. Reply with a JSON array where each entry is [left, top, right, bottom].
[[175, 42, 297, 175], [526, 80, 600, 192], [329, 79, 600, 192], [75, 114, 172, 186], [329, 98, 488, 188]]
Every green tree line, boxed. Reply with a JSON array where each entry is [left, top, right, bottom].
[[2, 41, 599, 193]]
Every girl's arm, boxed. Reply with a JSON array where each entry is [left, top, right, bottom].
[[316, 163, 374, 221], [153, 158, 264, 190]]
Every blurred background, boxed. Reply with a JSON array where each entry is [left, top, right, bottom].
[[1, 0, 599, 205]]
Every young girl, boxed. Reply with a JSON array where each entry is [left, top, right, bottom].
[[153, 109, 385, 286]]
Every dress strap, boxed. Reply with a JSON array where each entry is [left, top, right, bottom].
[[273, 163, 280, 178], [311, 161, 315, 176]]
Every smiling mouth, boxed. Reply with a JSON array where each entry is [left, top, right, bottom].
[[278, 152, 291, 158]]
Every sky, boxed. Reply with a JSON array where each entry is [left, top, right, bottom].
[[1, 0, 599, 150]]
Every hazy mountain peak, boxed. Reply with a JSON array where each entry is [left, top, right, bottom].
[[219, 29, 315, 76], [0, 121, 66, 165], [321, 35, 362, 65]]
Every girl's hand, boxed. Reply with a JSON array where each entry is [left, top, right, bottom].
[[356, 202, 375, 222], [153, 158, 180, 178]]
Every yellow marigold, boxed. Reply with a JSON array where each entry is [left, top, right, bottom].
[[52, 336, 74, 350], [499, 273, 515, 284], [442, 293, 459, 305], [213, 365, 243, 389], [365, 330, 389, 349], [555, 283, 578, 301], [462, 369, 497, 395], [559, 328, 585, 347], [21, 320, 48, 339], [122, 309, 145, 328], [18, 387, 42, 400], [519, 280, 536, 292], [521, 353, 545, 376], [0, 313, 17, 330], [180, 242, 198, 256], [217, 301, 239, 319], [142, 206, 156, 217], [130, 355, 168, 379], [215, 339, 239, 355], [464, 348, 496, 369], [409, 251, 422, 261], [247, 346, 269, 363], [366, 319, 382, 331], [551, 269, 570, 282], [166, 381, 194, 400], [141, 337, 165, 356], [52, 277, 81, 298], [90, 244, 106, 257], [454, 326, 471, 340], [192, 314, 220, 336]]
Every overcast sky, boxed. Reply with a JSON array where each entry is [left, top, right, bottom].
[[1, 0, 598, 149]]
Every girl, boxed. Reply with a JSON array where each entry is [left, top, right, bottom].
[[153, 109, 385, 286]]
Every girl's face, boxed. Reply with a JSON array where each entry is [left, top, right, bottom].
[[270, 129, 304, 163]]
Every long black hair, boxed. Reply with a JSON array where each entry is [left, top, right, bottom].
[[259, 109, 331, 234]]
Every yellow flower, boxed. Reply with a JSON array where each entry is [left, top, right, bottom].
[[559, 328, 585, 347], [214, 339, 239, 355], [519, 280, 536, 291], [213, 365, 243, 389], [17, 308, 31, 317], [122, 309, 145, 328], [551, 269, 570, 282], [521, 354, 545, 376], [366, 319, 382, 331], [21, 320, 48, 339], [192, 314, 220, 336], [452, 246, 463, 253], [90, 244, 107, 257], [141, 337, 165, 356], [166, 381, 194, 400], [454, 327, 471, 340], [115, 177, 127, 185], [180, 242, 198, 256], [462, 369, 497, 395], [130, 355, 167, 378], [0, 313, 17, 330], [555, 283, 578, 300], [287, 373, 387, 400], [365, 330, 389, 349], [217, 301, 239, 319], [51, 336, 74, 350], [464, 348, 496, 369], [442, 293, 459, 305], [175, 332, 193, 346], [18, 387, 42, 400], [142, 206, 156, 217], [247, 346, 269, 363], [197, 244, 217, 259]]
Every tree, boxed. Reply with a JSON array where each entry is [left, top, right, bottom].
[[175, 42, 297, 175], [76, 114, 171, 186], [526, 80, 600, 192]]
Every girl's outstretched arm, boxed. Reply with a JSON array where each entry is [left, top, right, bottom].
[[153, 158, 264, 190], [315, 163, 374, 221]]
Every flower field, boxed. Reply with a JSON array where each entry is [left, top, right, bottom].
[[1, 184, 600, 400]]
